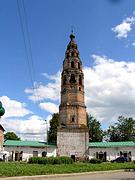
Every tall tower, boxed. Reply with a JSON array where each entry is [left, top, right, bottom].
[[57, 34, 89, 157]]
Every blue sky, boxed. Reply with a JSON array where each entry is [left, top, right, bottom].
[[0, 0, 135, 140]]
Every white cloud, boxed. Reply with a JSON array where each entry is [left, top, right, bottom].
[[112, 16, 135, 39], [84, 55, 135, 124], [132, 41, 135, 46], [25, 71, 61, 102], [24, 55, 135, 129], [1, 115, 51, 141], [39, 102, 58, 114], [0, 96, 32, 118]]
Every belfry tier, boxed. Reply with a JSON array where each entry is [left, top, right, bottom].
[[59, 34, 87, 128]]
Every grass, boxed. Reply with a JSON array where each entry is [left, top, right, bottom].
[[0, 162, 135, 177]]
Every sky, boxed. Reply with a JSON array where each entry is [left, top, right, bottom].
[[0, 0, 135, 141]]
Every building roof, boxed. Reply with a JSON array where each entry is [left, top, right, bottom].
[[89, 141, 135, 148], [4, 140, 56, 148]]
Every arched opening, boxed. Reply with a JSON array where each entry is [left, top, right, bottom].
[[79, 75, 82, 85], [78, 62, 80, 69], [71, 52, 74, 57], [71, 61, 74, 68], [66, 54, 69, 58], [70, 74, 76, 83], [79, 87, 81, 91], [71, 117, 75, 122], [42, 151, 47, 157], [63, 75, 67, 85]]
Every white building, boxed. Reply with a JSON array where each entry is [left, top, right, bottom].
[[2, 140, 135, 162], [3, 140, 56, 161], [88, 141, 135, 161]]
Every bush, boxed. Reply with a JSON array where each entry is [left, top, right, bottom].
[[89, 158, 102, 164], [28, 156, 73, 165]]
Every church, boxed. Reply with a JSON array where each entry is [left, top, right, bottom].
[[0, 34, 135, 161]]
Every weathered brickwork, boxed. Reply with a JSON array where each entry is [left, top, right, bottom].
[[57, 34, 89, 157], [0, 125, 4, 150]]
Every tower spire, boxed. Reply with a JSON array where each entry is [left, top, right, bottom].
[[70, 26, 75, 40]]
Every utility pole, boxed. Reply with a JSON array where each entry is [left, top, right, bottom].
[[45, 120, 48, 156]]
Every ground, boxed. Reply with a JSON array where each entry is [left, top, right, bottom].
[[0, 171, 135, 180]]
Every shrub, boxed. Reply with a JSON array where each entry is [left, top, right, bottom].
[[28, 156, 73, 165], [89, 158, 102, 164]]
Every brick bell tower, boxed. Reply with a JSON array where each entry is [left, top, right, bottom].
[[57, 33, 89, 157]]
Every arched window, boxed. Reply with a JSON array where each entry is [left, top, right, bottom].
[[79, 75, 82, 85], [63, 75, 67, 85], [42, 151, 47, 157], [71, 117, 75, 122], [71, 116, 75, 123], [71, 52, 74, 57], [71, 61, 74, 68], [78, 62, 80, 69], [70, 74, 76, 83], [66, 54, 69, 58]]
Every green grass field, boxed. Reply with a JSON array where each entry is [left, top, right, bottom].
[[0, 162, 135, 177]]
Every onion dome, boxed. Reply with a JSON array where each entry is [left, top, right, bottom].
[[0, 101, 5, 116], [65, 33, 80, 59]]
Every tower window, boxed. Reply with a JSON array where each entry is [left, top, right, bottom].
[[66, 54, 69, 58], [63, 75, 67, 85], [79, 87, 81, 91], [79, 75, 82, 85], [78, 62, 80, 69], [71, 61, 74, 68], [71, 117, 75, 122], [70, 74, 76, 83], [71, 52, 74, 57]]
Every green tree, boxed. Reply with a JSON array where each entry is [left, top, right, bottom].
[[4, 132, 20, 141], [106, 116, 135, 142], [48, 113, 59, 144], [87, 114, 103, 142]]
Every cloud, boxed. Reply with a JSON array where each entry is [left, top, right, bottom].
[[84, 55, 135, 124], [1, 115, 51, 141], [24, 55, 135, 128], [0, 96, 32, 118], [112, 15, 135, 39], [132, 41, 135, 46], [39, 102, 59, 114], [25, 71, 61, 102]]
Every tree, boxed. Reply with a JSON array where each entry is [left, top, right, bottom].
[[4, 132, 20, 141], [87, 114, 103, 142], [106, 116, 135, 142], [48, 113, 59, 144]]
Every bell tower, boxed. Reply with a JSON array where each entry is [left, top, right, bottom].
[[57, 34, 89, 157], [59, 33, 87, 128]]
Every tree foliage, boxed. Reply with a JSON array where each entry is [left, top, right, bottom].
[[48, 113, 59, 144], [106, 116, 135, 142], [4, 132, 20, 141], [87, 114, 103, 142]]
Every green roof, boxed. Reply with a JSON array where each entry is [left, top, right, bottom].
[[89, 141, 135, 148], [4, 140, 56, 148]]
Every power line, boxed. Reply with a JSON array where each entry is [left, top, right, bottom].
[[16, 0, 37, 102], [22, 0, 36, 82]]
